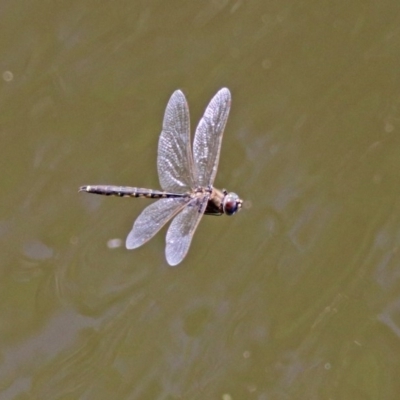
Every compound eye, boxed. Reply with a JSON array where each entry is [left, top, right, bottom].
[[223, 192, 242, 216]]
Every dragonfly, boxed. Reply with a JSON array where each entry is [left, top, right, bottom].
[[79, 88, 242, 266]]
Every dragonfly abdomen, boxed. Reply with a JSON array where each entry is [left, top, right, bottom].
[[79, 185, 187, 198]]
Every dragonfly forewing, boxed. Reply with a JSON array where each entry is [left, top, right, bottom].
[[165, 196, 209, 266], [126, 197, 189, 249], [193, 88, 231, 187], [158, 90, 196, 193]]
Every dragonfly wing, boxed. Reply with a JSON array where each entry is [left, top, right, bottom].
[[126, 197, 189, 249], [192, 88, 231, 187], [158, 90, 196, 193], [165, 195, 208, 266]]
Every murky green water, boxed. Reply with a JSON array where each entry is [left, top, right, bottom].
[[1, 1, 400, 399]]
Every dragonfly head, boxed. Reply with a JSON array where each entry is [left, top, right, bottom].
[[223, 192, 243, 216]]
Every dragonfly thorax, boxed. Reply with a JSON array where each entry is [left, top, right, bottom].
[[204, 187, 242, 216]]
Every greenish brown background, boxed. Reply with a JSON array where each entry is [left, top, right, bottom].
[[1, 1, 400, 399]]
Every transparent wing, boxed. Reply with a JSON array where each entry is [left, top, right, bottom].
[[193, 88, 231, 187], [126, 197, 189, 249], [158, 90, 196, 193], [165, 195, 209, 266]]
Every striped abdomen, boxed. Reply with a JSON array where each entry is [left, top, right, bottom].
[[79, 185, 187, 198]]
